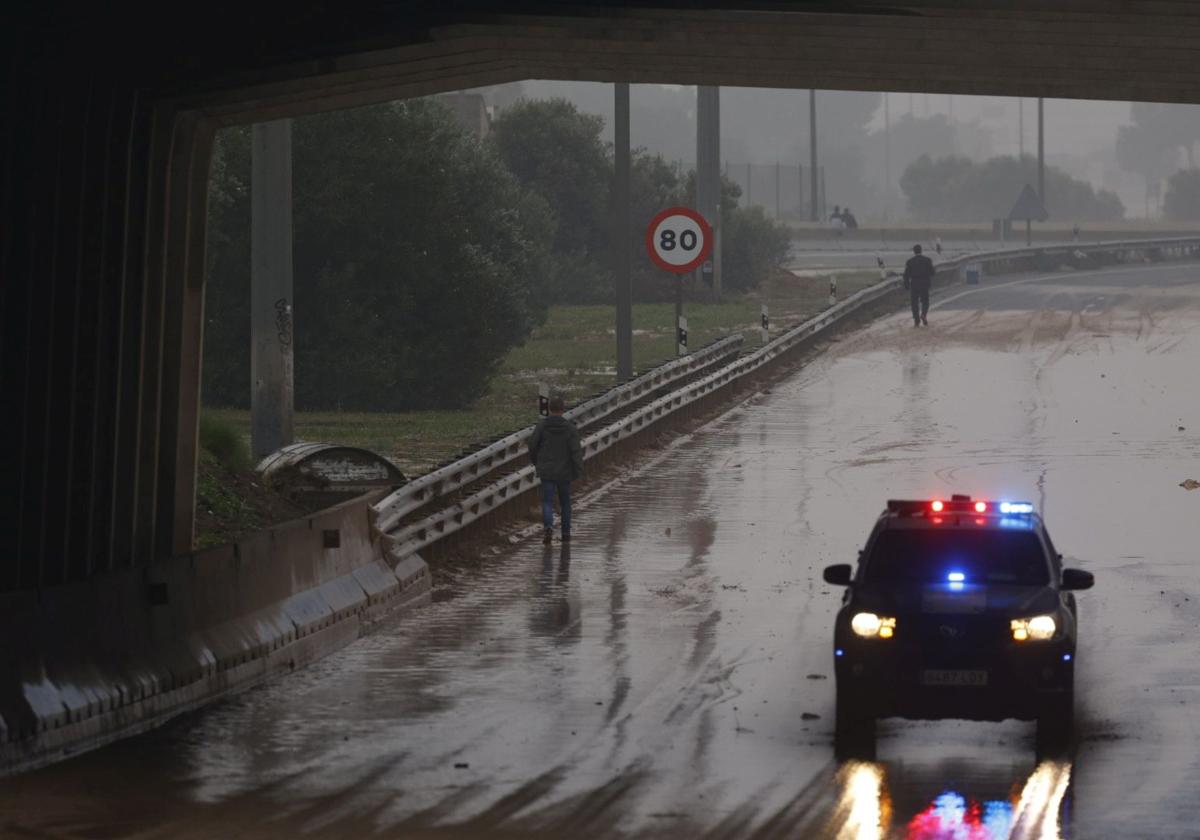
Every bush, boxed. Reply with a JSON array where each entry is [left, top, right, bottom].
[[1164, 169, 1200, 220], [722, 205, 792, 293], [901, 154, 1124, 221], [199, 414, 251, 471]]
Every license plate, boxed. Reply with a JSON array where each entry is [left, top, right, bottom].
[[921, 669, 988, 687]]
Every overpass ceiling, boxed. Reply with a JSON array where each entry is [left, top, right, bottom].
[[21, 2, 1200, 120]]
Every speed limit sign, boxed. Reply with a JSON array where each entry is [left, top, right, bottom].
[[645, 206, 713, 274]]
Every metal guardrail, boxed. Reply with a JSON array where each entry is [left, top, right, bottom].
[[370, 333, 744, 533], [383, 277, 903, 561], [935, 235, 1200, 276], [378, 235, 1200, 561]]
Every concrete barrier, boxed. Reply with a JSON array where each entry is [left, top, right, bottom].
[[0, 490, 430, 776]]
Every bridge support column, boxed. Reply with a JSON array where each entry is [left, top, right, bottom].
[[251, 120, 295, 460], [613, 84, 633, 382], [696, 85, 721, 300]]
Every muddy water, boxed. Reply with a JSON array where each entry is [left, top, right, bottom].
[[3, 263, 1199, 839]]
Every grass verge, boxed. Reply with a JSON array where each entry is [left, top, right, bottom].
[[201, 270, 877, 482]]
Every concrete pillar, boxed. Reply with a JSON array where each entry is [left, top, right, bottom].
[[1038, 97, 1046, 213], [696, 85, 722, 299], [613, 83, 633, 382], [251, 120, 295, 460]]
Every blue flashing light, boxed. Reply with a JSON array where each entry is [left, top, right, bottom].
[[999, 501, 1034, 515], [1062, 653, 1073, 662], [835, 648, 845, 658], [999, 516, 1034, 530], [947, 571, 966, 583], [949, 582, 965, 592]]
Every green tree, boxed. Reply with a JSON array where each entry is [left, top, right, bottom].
[[490, 98, 612, 302], [1116, 103, 1200, 195], [203, 99, 554, 412], [1164, 169, 1200, 219]]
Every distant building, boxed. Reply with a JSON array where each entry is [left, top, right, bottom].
[[437, 92, 492, 139]]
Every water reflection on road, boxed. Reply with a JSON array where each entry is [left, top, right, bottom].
[[834, 757, 1071, 840]]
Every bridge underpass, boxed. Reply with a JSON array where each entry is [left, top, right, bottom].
[[4, 261, 1198, 837], [7, 0, 1200, 826], [11, 1, 1200, 585]]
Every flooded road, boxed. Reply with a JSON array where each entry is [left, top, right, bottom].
[[4, 262, 1200, 838]]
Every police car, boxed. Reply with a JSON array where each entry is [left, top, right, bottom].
[[823, 495, 1094, 754]]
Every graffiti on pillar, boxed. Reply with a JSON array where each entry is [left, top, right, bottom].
[[274, 297, 293, 351]]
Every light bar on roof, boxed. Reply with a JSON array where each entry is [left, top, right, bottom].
[[887, 498, 1036, 516]]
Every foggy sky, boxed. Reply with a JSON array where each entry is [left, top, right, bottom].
[[472, 81, 1150, 220]]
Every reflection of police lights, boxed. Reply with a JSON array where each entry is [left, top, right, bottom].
[[837, 762, 890, 840], [907, 791, 1013, 839], [835, 760, 1070, 840], [1011, 761, 1072, 839]]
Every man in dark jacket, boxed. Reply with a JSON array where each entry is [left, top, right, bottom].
[[903, 243, 936, 327], [528, 395, 584, 543]]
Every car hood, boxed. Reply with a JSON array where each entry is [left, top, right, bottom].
[[851, 582, 1059, 617]]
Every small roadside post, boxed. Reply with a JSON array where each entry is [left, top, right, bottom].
[[538, 382, 550, 417], [760, 304, 770, 344], [829, 275, 838, 305], [646, 206, 713, 356]]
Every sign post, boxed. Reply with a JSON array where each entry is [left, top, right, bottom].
[[646, 206, 713, 357]]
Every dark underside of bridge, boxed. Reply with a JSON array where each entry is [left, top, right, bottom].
[[5, 0, 1200, 593]]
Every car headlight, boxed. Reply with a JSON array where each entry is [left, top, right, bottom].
[[851, 612, 897, 639], [1010, 615, 1057, 641]]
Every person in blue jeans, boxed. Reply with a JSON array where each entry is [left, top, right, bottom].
[[527, 394, 584, 543]]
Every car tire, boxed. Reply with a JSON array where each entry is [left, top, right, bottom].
[[1035, 685, 1074, 756], [834, 684, 876, 760]]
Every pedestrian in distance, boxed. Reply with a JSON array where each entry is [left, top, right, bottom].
[[903, 243, 936, 327], [830, 205, 846, 237], [527, 394, 584, 544]]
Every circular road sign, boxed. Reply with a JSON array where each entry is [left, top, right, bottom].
[[645, 206, 713, 274]]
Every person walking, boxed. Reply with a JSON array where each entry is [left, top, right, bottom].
[[903, 243, 936, 327], [528, 394, 583, 543]]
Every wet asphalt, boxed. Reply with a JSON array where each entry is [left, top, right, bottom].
[[3, 262, 1200, 839]]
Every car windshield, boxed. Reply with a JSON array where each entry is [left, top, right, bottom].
[[864, 529, 1050, 585]]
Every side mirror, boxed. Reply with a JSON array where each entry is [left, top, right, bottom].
[[1061, 568, 1094, 591], [823, 564, 853, 586]]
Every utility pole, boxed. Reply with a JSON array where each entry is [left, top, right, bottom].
[[884, 92, 891, 222], [798, 163, 804, 220], [1018, 97, 1025, 169], [250, 119, 295, 460], [613, 83, 633, 381], [809, 89, 819, 221], [775, 160, 781, 218], [1037, 96, 1045, 210], [696, 85, 722, 299]]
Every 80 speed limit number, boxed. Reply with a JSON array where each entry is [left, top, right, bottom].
[[645, 206, 713, 274]]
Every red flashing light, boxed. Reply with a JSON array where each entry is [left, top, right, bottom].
[[931, 500, 945, 512], [974, 501, 987, 513]]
